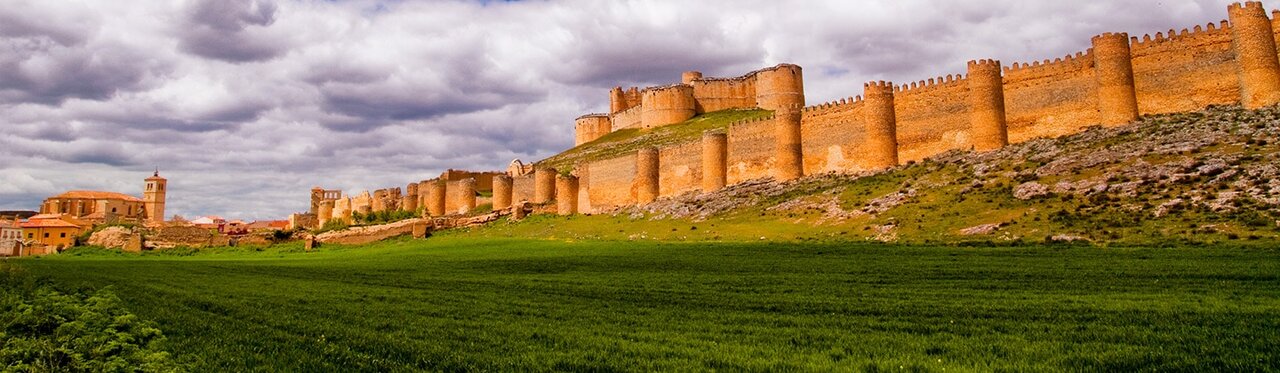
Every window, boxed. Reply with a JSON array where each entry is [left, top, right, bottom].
[[112, 208, 117, 213], [43, 233, 49, 238], [27, 233, 33, 239], [60, 233, 66, 238], [147, 184, 153, 191]]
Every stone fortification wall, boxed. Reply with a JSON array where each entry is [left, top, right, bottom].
[[799, 98, 866, 174], [657, 140, 704, 197], [586, 153, 636, 209], [892, 74, 971, 163], [609, 106, 643, 131], [725, 115, 777, 184], [690, 77, 755, 113], [1002, 52, 1099, 143], [511, 174, 536, 203], [1131, 22, 1240, 115]]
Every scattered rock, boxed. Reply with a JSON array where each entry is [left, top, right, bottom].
[[1013, 182, 1049, 200], [960, 223, 1001, 235], [87, 227, 132, 249]]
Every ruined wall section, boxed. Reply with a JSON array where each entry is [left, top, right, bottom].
[[512, 174, 536, 203], [726, 115, 777, 184], [1002, 52, 1099, 143], [586, 154, 636, 210], [799, 98, 866, 174], [1130, 22, 1240, 115], [893, 75, 971, 162], [657, 140, 703, 197]]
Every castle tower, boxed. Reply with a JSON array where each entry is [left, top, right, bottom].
[[754, 64, 805, 111], [1229, 2, 1280, 109], [493, 175, 513, 211], [556, 174, 579, 215], [309, 187, 324, 215], [967, 59, 1009, 150], [143, 171, 166, 225], [456, 178, 477, 215], [641, 85, 696, 128], [864, 81, 899, 170], [534, 167, 557, 203], [701, 132, 728, 192], [682, 71, 703, 84], [774, 104, 804, 181], [636, 147, 660, 204], [610, 87, 625, 113], [403, 182, 419, 211], [1091, 33, 1140, 126], [329, 196, 345, 224], [318, 200, 334, 227], [426, 181, 446, 217], [574, 115, 612, 146]]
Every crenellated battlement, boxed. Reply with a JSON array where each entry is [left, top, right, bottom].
[[895, 73, 967, 94], [802, 95, 862, 114], [1129, 21, 1231, 49], [1228, 1, 1266, 12], [575, 113, 609, 120], [1003, 51, 1093, 74], [864, 80, 895, 93]]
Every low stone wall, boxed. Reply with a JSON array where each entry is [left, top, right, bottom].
[[316, 218, 424, 245]]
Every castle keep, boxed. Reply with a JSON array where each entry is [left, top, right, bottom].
[[308, 2, 1280, 225]]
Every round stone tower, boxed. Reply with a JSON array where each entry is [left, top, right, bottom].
[[701, 132, 727, 192], [493, 175, 513, 212], [426, 181, 446, 217], [556, 174, 579, 215], [1091, 33, 1139, 126], [640, 85, 696, 129], [635, 147, 660, 204], [1229, 1, 1280, 109], [534, 166, 557, 204], [456, 178, 477, 215], [773, 104, 804, 181], [143, 170, 166, 225], [574, 114, 612, 146], [967, 59, 1009, 150], [863, 81, 899, 170], [754, 64, 805, 111]]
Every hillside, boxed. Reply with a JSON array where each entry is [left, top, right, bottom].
[[469, 105, 1280, 245], [538, 109, 771, 172]]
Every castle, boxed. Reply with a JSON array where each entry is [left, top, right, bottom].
[[307, 2, 1280, 226]]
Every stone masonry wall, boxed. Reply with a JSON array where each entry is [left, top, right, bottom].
[[658, 140, 703, 197]]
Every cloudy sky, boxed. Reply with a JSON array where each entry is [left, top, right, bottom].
[[0, 0, 1243, 219]]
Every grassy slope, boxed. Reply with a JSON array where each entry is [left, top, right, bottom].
[[15, 237, 1280, 371], [492, 105, 1280, 246], [538, 109, 771, 172]]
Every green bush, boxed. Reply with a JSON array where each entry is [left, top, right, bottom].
[[0, 265, 182, 372], [352, 209, 420, 225]]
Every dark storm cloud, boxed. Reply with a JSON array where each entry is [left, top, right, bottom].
[[179, 0, 288, 62], [0, 32, 165, 105], [0, 0, 1248, 219]]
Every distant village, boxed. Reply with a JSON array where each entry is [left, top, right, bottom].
[[0, 171, 288, 257]]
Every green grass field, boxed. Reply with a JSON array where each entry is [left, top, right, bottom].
[[11, 237, 1280, 371]]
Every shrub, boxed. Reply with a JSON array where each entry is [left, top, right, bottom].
[[0, 265, 182, 371]]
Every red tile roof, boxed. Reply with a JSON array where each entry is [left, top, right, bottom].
[[19, 218, 81, 229], [50, 190, 143, 202]]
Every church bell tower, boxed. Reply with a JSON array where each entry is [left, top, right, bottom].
[[144, 170, 167, 225]]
